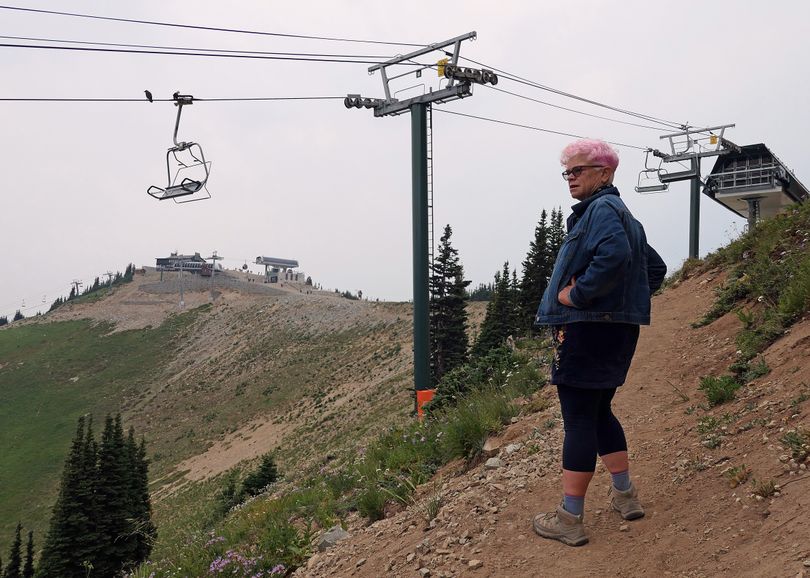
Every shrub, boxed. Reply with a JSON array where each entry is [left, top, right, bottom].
[[441, 388, 518, 462], [356, 484, 386, 522], [778, 252, 810, 323], [215, 472, 241, 518], [779, 430, 810, 461], [752, 478, 777, 498], [241, 453, 280, 498], [699, 375, 742, 406], [724, 464, 751, 488]]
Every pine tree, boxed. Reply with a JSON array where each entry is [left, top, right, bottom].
[[94, 415, 132, 576], [22, 532, 33, 578], [429, 225, 471, 385], [241, 453, 280, 498], [125, 430, 156, 566], [549, 207, 566, 258], [0, 316, 7, 326], [2, 522, 22, 578], [473, 263, 513, 357], [519, 209, 551, 331], [37, 417, 97, 578], [509, 269, 522, 333], [12, 310, 24, 322]]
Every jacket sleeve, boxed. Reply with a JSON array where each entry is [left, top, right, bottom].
[[567, 204, 630, 308], [646, 244, 667, 295]]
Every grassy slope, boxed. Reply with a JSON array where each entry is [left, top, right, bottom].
[[0, 310, 202, 553], [0, 294, 417, 557]]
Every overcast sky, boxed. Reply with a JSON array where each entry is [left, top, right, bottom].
[[2, 1, 808, 319]]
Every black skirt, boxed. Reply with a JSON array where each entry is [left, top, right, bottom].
[[550, 322, 640, 389]]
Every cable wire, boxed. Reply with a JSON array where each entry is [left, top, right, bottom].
[[434, 109, 649, 151], [458, 55, 686, 131], [0, 96, 345, 102], [481, 84, 668, 132], [0, 42, 428, 65], [0, 4, 426, 47], [0, 34, 401, 60]]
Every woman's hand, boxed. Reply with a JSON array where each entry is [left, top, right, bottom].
[[558, 276, 576, 307]]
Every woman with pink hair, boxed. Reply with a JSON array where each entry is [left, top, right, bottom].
[[532, 139, 666, 546]]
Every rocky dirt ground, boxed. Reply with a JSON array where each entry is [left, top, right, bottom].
[[294, 269, 810, 578]]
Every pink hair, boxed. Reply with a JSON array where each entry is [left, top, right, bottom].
[[560, 139, 619, 170]]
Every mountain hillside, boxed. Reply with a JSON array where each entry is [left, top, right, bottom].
[[1, 268, 442, 554], [295, 268, 810, 578]]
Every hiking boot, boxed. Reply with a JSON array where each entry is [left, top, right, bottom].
[[610, 482, 645, 520], [532, 505, 588, 547]]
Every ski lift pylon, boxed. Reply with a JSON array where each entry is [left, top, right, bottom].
[[147, 92, 211, 203], [635, 150, 669, 194]]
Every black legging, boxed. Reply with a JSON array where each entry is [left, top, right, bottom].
[[557, 384, 628, 472]]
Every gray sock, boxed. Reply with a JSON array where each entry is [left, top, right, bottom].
[[611, 470, 631, 491]]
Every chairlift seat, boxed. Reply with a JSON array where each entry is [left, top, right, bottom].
[[148, 142, 211, 203], [146, 93, 212, 203], [635, 183, 669, 193]]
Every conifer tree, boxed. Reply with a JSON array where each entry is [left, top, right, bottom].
[[549, 207, 566, 258], [22, 532, 33, 578], [2, 522, 22, 578], [241, 453, 280, 498], [12, 310, 24, 322], [509, 269, 522, 333], [37, 417, 97, 578], [125, 429, 156, 565], [0, 316, 7, 326], [519, 209, 551, 331], [94, 415, 131, 576], [473, 262, 513, 357], [429, 225, 471, 384]]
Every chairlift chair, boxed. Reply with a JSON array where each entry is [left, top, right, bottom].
[[147, 92, 212, 203], [634, 150, 669, 194]]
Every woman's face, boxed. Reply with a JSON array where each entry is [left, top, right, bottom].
[[564, 153, 611, 201]]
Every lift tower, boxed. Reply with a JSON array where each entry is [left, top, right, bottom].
[[653, 124, 740, 259], [346, 32, 497, 415]]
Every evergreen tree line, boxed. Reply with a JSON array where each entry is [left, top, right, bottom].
[[473, 208, 566, 355], [428, 208, 565, 387], [34, 414, 155, 578], [48, 263, 136, 313], [0, 310, 26, 325], [1, 522, 35, 578], [467, 282, 494, 301]]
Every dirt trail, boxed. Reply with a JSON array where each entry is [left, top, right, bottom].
[[297, 270, 810, 578]]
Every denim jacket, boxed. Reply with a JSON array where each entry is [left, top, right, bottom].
[[535, 186, 666, 326]]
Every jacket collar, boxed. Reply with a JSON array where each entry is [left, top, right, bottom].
[[567, 185, 620, 231], [571, 185, 619, 217]]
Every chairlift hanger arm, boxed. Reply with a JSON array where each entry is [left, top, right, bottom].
[[367, 31, 475, 73], [172, 92, 194, 147]]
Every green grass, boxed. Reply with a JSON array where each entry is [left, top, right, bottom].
[[699, 375, 743, 406], [685, 202, 810, 376], [132, 346, 546, 577], [0, 310, 204, 553]]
